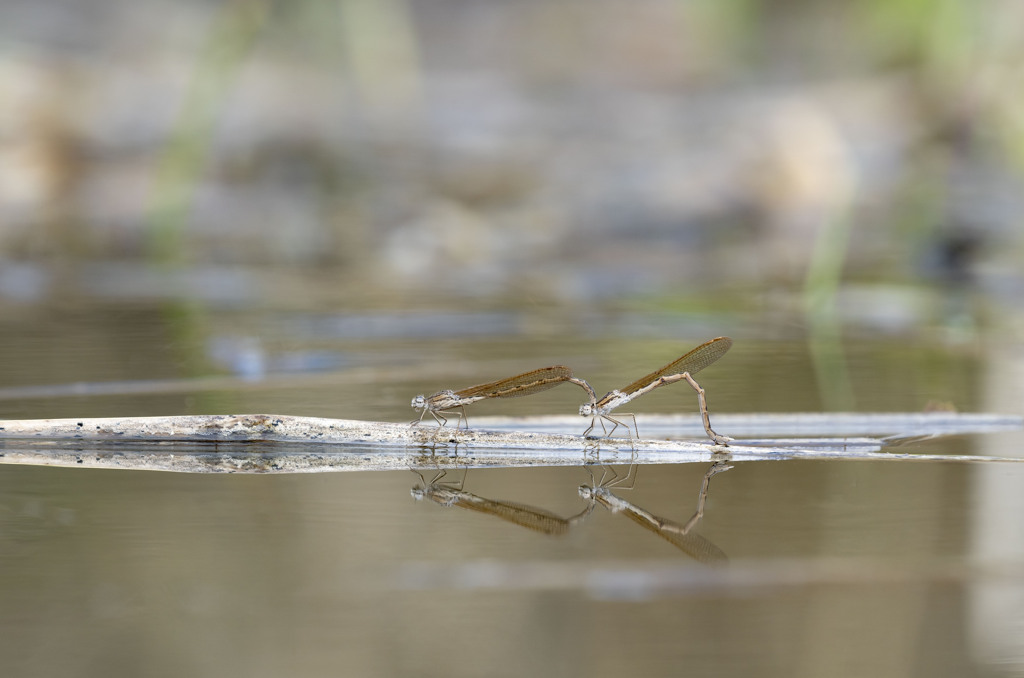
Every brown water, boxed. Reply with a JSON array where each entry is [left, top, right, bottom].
[[2, 303, 1024, 678]]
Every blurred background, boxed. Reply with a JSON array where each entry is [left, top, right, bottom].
[[4, 2, 1024, 677], [2, 0, 1024, 422]]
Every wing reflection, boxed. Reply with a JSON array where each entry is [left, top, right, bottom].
[[410, 469, 595, 536], [409, 461, 732, 562], [579, 461, 733, 565]]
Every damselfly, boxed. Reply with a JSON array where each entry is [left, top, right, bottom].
[[578, 337, 732, 445], [412, 365, 592, 430]]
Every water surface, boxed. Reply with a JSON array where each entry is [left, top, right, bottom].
[[2, 304, 1024, 677]]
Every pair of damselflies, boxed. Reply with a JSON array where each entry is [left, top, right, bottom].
[[410, 336, 733, 445]]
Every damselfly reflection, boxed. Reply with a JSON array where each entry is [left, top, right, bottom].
[[411, 468, 595, 536], [411, 366, 594, 432], [579, 337, 733, 445], [578, 462, 733, 564]]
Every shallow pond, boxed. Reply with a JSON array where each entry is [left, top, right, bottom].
[[2, 304, 1024, 677]]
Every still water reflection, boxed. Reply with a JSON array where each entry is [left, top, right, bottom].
[[3, 304, 1024, 676], [411, 467, 596, 536], [578, 462, 730, 565], [3, 444, 1024, 678], [411, 462, 728, 564]]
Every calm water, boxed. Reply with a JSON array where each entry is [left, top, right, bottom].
[[2, 304, 1024, 677]]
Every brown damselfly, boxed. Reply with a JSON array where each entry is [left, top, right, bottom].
[[578, 337, 732, 445], [412, 365, 594, 430]]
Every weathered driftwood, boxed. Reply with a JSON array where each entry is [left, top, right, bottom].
[[0, 412, 1020, 473]]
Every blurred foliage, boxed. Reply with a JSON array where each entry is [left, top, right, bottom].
[[149, 0, 269, 266]]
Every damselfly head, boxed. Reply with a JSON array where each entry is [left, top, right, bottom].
[[579, 403, 594, 416], [578, 485, 595, 500], [411, 394, 427, 410]]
